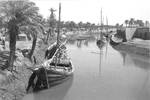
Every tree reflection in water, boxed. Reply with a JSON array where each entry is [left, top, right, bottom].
[[76, 40, 82, 48], [114, 47, 150, 71]]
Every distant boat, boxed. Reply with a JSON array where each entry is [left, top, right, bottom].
[[109, 34, 123, 46], [96, 8, 105, 49], [109, 29, 125, 46], [96, 39, 105, 49], [110, 27, 150, 46]]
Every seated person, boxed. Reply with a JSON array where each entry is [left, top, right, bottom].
[[45, 43, 58, 59], [26, 67, 48, 92]]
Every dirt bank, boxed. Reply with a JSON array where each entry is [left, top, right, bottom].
[[0, 37, 56, 100]]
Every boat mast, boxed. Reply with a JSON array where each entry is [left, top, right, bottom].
[[105, 16, 108, 59], [57, 3, 61, 46], [100, 8, 103, 40], [106, 16, 108, 34], [55, 3, 61, 67]]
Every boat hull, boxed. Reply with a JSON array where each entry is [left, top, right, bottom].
[[109, 37, 120, 46], [109, 35, 123, 46], [96, 39, 105, 49]]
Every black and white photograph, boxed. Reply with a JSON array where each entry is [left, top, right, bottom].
[[0, 0, 150, 100]]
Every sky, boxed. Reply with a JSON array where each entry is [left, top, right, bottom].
[[32, 0, 150, 25]]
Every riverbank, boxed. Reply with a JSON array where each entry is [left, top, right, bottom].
[[113, 39, 150, 56], [0, 37, 56, 100]]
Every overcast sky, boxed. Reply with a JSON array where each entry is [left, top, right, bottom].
[[32, 0, 150, 25]]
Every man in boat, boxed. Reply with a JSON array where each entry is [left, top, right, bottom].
[[45, 42, 58, 59], [26, 66, 48, 92], [45, 38, 66, 60]]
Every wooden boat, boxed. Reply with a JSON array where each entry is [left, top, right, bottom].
[[96, 39, 105, 49], [27, 42, 74, 92], [27, 4, 74, 92], [96, 8, 106, 49], [42, 2, 74, 88], [44, 42, 74, 77], [109, 34, 123, 46], [44, 41, 74, 85]]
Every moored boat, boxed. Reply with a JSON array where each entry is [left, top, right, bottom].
[[44, 42, 74, 88], [96, 39, 105, 49], [26, 42, 74, 92], [44, 42, 74, 77], [109, 34, 123, 46], [26, 3, 74, 92], [109, 29, 126, 46]]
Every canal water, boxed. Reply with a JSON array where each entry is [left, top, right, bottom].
[[23, 38, 150, 100]]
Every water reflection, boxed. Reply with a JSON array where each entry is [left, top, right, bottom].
[[67, 39, 76, 45], [84, 40, 88, 46], [110, 43, 150, 71], [67, 36, 95, 48], [76, 40, 82, 48], [23, 75, 74, 100], [119, 51, 150, 71], [104, 39, 109, 59]]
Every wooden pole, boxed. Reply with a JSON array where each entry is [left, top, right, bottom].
[[57, 3, 61, 46], [100, 8, 102, 39], [55, 3, 61, 68], [105, 16, 108, 59]]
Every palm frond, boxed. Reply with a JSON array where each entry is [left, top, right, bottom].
[[0, 0, 45, 38]]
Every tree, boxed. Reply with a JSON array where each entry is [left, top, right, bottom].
[[85, 22, 91, 29], [145, 20, 149, 27], [129, 18, 135, 27], [125, 20, 129, 27], [115, 23, 120, 28], [46, 8, 56, 43], [78, 21, 83, 28], [135, 19, 144, 27], [0, 0, 43, 70], [20, 15, 44, 60]]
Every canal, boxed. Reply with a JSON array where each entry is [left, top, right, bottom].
[[23, 38, 150, 100]]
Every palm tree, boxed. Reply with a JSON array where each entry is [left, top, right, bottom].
[[145, 20, 149, 27], [78, 21, 83, 28], [135, 19, 144, 27], [129, 18, 135, 27], [125, 20, 129, 27], [46, 8, 56, 44], [20, 18, 44, 60], [0, 0, 43, 71]]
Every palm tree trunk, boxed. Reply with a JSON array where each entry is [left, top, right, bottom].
[[46, 29, 51, 44], [28, 33, 37, 60], [8, 21, 18, 71]]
